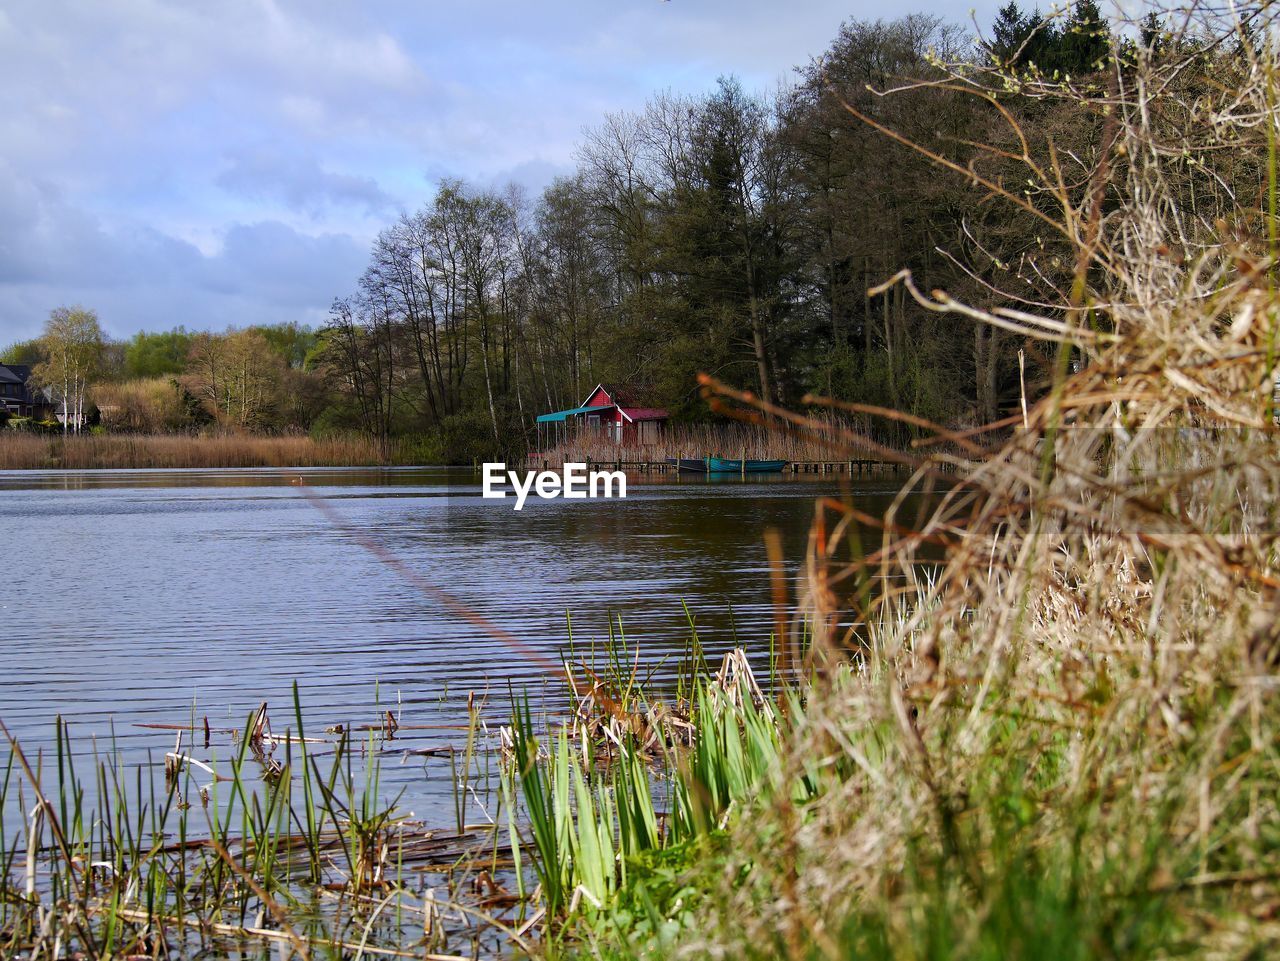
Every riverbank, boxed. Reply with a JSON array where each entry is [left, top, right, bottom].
[[0, 432, 389, 469], [0, 426, 914, 474], [7, 468, 1278, 961], [510, 423, 1280, 961]]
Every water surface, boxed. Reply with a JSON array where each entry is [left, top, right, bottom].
[[0, 466, 905, 822]]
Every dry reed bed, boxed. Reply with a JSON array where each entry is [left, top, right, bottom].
[[0, 432, 386, 470], [534, 420, 904, 468]]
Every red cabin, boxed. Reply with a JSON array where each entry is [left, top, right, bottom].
[[535, 384, 668, 447]]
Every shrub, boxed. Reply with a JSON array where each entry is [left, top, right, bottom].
[[90, 377, 194, 432]]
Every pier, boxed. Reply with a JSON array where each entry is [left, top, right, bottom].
[[520, 457, 901, 475]]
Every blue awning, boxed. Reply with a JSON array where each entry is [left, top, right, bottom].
[[536, 404, 614, 423]]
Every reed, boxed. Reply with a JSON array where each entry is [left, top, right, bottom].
[[533, 419, 902, 469], [0, 689, 520, 959], [502, 647, 794, 942], [0, 432, 388, 470]]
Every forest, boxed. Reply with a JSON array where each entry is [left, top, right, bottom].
[[3, 3, 1252, 463]]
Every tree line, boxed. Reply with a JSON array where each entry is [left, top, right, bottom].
[[1, 313, 325, 434], [318, 2, 1247, 460], [5, 4, 1260, 460]]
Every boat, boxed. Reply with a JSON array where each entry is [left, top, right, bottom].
[[667, 456, 789, 474]]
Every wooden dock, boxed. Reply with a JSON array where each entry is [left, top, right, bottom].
[[521, 457, 900, 475]]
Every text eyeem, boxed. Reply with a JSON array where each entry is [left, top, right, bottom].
[[482, 462, 626, 511]]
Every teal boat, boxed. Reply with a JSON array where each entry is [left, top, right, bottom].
[[668, 457, 789, 474]]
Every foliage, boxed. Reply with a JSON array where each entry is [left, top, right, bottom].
[[249, 320, 317, 369], [565, 4, 1280, 960], [122, 327, 194, 378], [316, 7, 1128, 458], [987, 1, 1112, 75], [90, 377, 199, 432], [30, 305, 105, 435], [507, 668, 789, 936], [485, 5, 1280, 960], [0, 339, 44, 366], [15, 3, 1195, 462]]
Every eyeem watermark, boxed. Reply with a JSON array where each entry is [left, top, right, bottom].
[[482, 462, 626, 511]]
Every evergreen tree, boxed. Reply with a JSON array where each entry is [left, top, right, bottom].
[[989, 1, 1029, 64], [988, 2, 1058, 70], [1057, 0, 1111, 75], [1140, 11, 1166, 54]]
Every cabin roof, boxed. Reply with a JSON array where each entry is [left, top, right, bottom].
[[535, 403, 614, 424], [618, 407, 667, 422], [578, 383, 665, 410], [578, 383, 611, 408]]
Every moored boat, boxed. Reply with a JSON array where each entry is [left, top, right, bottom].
[[667, 456, 789, 474]]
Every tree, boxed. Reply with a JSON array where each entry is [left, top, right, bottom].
[[250, 322, 317, 370], [1139, 12, 1166, 56], [987, 3, 1059, 70], [223, 329, 287, 428], [315, 297, 396, 457], [314, 5, 1170, 458], [1057, 0, 1111, 75], [529, 176, 612, 406], [0, 339, 45, 367], [186, 332, 230, 422], [184, 329, 291, 428], [680, 77, 797, 405], [124, 327, 194, 378], [784, 16, 977, 427], [32, 306, 105, 435]]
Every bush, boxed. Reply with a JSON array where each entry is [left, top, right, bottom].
[[393, 433, 448, 465], [90, 377, 195, 432], [437, 410, 500, 464]]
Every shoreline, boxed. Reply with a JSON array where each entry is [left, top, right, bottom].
[[0, 432, 396, 470]]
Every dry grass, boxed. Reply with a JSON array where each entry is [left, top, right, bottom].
[[0, 432, 388, 470], [535, 419, 899, 468], [632, 6, 1280, 959]]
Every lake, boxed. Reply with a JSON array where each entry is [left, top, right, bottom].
[[0, 466, 905, 825]]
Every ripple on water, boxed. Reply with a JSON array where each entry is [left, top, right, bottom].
[[0, 466, 896, 824]]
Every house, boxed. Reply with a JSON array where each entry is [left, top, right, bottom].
[[535, 384, 668, 448], [0, 364, 52, 420]]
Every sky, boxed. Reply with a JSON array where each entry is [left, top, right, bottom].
[[0, 0, 996, 345]]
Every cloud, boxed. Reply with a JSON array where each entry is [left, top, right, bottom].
[[203, 221, 369, 307], [0, 164, 367, 341], [216, 152, 395, 217], [0, 0, 1002, 345], [0, 164, 203, 290]]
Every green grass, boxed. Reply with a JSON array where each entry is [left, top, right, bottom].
[[505, 657, 796, 949]]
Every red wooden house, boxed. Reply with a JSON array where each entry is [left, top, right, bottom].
[[535, 384, 668, 447]]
